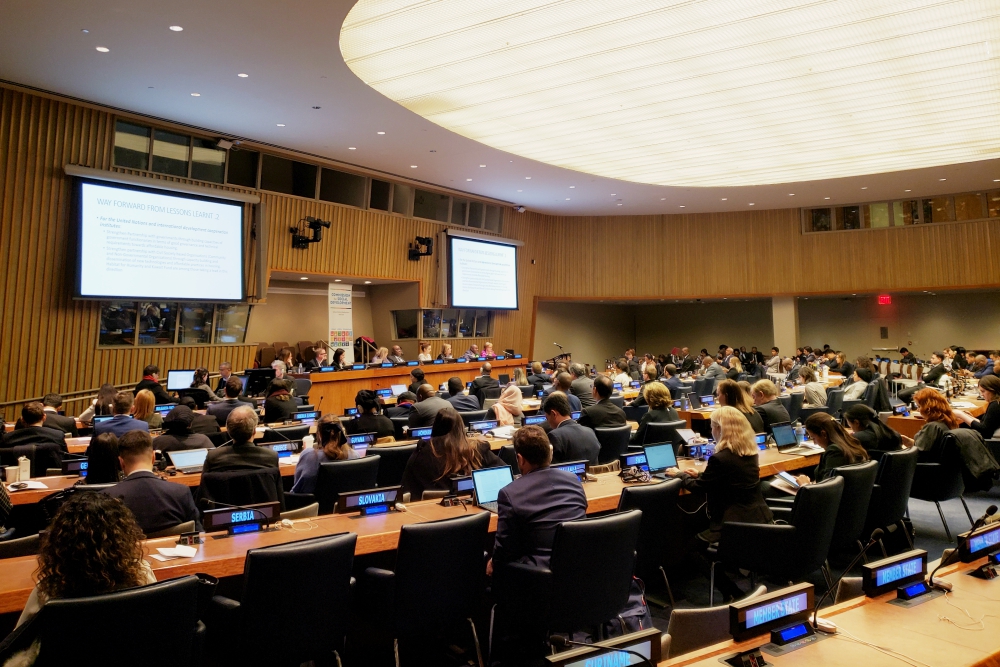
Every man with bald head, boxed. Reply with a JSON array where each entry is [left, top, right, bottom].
[[679, 347, 697, 373], [407, 384, 453, 428], [470, 362, 500, 408]]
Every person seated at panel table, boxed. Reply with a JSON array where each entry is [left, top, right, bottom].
[[578, 375, 626, 430], [487, 425, 587, 579], [371, 347, 390, 365], [399, 407, 503, 500], [134, 364, 174, 405], [291, 415, 360, 494], [444, 377, 481, 412], [153, 405, 215, 455], [94, 392, 150, 439], [954, 375, 1000, 439], [797, 367, 828, 408], [263, 378, 298, 424], [482, 342, 498, 359], [189, 367, 215, 398], [543, 372, 582, 412], [897, 351, 947, 403], [105, 430, 201, 535], [208, 377, 254, 426], [544, 393, 600, 465], [387, 345, 406, 364], [130, 389, 162, 431], [385, 391, 417, 418], [304, 345, 329, 371], [842, 368, 873, 401], [437, 343, 454, 361], [331, 348, 346, 370], [40, 394, 79, 437], [203, 406, 278, 474], [417, 341, 433, 362], [84, 433, 123, 484], [717, 379, 765, 434], [789, 413, 870, 487], [725, 357, 743, 381], [611, 360, 632, 389], [765, 347, 782, 374], [463, 343, 481, 360], [408, 384, 453, 429], [630, 382, 679, 445], [750, 379, 791, 433], [214, 361, 235, 397], [408, 367, 426, 395], [665, 406, 773, 601], [345, 390, 394, 439], [15, 492, 157, 631], [276, 347, 296, 372], [489, 383, 525, 426], [843, 404, 902, 455]]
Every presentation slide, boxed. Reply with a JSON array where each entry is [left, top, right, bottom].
[[77, 181, 244, 301], [449, 236, 518, 310]]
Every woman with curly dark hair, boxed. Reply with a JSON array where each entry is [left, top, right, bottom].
[[16, 492, 155, 627]]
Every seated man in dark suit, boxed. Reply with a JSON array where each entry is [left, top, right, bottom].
[[898, 351, 948, 403], [487, 425, 587, 576], [406, 384, 454, 429], [202, 406, 278, 473], [303, 346, 329, 371], [2, 402, 68, 451], [750, 379, 791, 432], [385, 391, 417, 418], [134, 364, 175, 405], [544, 393, 600, 465], [569, 363, 597, 409], [577, 376, 626, 429], [105, 430, 200, 534], [678, 347, 697, 374], [662, 364, 684, 396], [444, 377, 481, 412], [542, 372, 582, 411], [525, 361, 550, 393], [470, 363, 500, 407], [214, 361, 235, 397], [40, 394, 79, 437], [207, 377, 253, 426], [94, 391, 150, 438]]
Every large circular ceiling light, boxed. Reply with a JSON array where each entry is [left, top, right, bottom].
[[341, 0, 1000, 187]]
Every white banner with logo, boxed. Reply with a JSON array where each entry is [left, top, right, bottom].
[[328, 283, 354, 364]]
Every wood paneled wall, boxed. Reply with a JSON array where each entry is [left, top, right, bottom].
[[4, 83, 999, 417]]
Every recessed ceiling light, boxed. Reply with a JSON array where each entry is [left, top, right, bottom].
[[904, 189, 911, 192], [190, 92, 200, 96], [679, 205, 685, 208], [238, 73, 249, 77], [788, 193, 795, 196], [616, 203, 623, 206], [377, 131, 385, 135], [364, 280, 372, 284], [721, 198, 727, 201], [169, 25, 183, 31], [410, 165, 418, 168], [479, 164, 486, 167], [749, 202, 755, 206], [348, 147, 356, 150], [517, 189, 522, 192], [81, 29, 89, 33], [466, 178, 472, 181], [610, 193, 616, 196], [824, 196, 831, 200], [565, 198, 570, 200], [95, 46, 109, 52], [525, 176, 531, 179], [276, 123, 285, 127], [334, 279, 342, 282], [300, 276, 308, 280], [569, 186, 575, 189], [660, 198, 665, 200]]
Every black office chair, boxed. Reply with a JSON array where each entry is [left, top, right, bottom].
[[198, 468, 286, 512], [207, 533, 357, 667], [622, 404, 648, 423], [865, 380, 881, 409], [458, 410, 488, 426], [826, 388, 845, 417], [618, 479, 685, 606], [178, 388, 212, 409], [389, 416, 410, 441], [909, 434, 974, 542], [259, 424, 310, 442], [1, 443, 63, 478], [33, 576, 203, 667], [713, 477, 844, 605], [518, 386, 536, 398], [316, 456, 380, 514], [786, 392, 804, 424], [864, 446, 918, 556], [483, 387, 503, 401], [293, 378, 312, 401], [671, 385, 692, 400], [494, 511, 642, 641], [365, 513, 491, 667], [374, 443, 418, 488], [594, 425, 632, 464], [608, 396, 625, 409], [0, 531, 40, 559], [498, 444, 521, 475], [641, 420, 686, 450], [798, 406, 831, 421]]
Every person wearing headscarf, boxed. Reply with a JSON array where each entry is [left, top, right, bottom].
[[490, 383, 524, 426]]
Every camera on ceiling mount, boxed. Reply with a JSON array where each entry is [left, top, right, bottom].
[[408, 236, 434, 261], [290, 216, 331, 249]]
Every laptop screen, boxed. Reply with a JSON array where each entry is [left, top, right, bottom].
[[391, 384, 406, 396], [755, 433, 768, 450], [570, 411, 581, 420], [523, 414, 547, 426], [613, 383, 622, 391], [643, 443, 677, 472], [344, 407, 359, 416], [92, 415, 115, 424], [472, 465, 514, 505], [166, 448, 209, 468], [498, 374, 510, 385], [166, 369, 196, 391], [376, 388, 392, 398], [772, 422, 797, 448]]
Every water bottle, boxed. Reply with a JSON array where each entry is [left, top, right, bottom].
[[18, 456, 31, 481], [794, 425, 807, 444]]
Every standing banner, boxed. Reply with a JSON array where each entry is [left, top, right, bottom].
[[328, 283, 354, 364]]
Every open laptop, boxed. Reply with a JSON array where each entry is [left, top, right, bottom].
[[92, 415, 115, 425], [498, 374, 510, 385], [166, 369, 196, 391], [166, 448, 210, 473], [390, 384, 407, 397], [771, 422, 813, 455], [472, 465, 514, 513], [643, 443, 678, 479]]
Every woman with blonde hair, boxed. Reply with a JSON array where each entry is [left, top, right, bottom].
[[371, 346, 389, 364], [437, 343, 453, 361], [512, 367, 529, 387], [131, 388, 162, 429], [716, 379, 764, 433], [726, 356, 743, 380], [489, 383, 524, 426], [630, 382, 679, 444]]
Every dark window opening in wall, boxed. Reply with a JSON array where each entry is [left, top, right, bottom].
[[151, 129, 190, 177], [414, 190, 450, 222], [138, 302, 177, 346], [227, 149, 259, 188], [392, 183, 412, 215], [468, 201, 485, 228], [369, 179, 391, 211], [396, 309, 494, 339], [484, 205, 503, 233], [100, 303, 249, 347], [880, 327, 889, 340], [100, 301, 138, 346], [320, 168, 366, 208], [190, 138, 226, 183], [113, 120, 151, 170], [260, 154, 317, 198], [810, 208, 831, 232], [451, 198, 469, 226], [841, 206, 861, 230]]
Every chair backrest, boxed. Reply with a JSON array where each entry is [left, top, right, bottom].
[[834, 577, 864, 604], [498, 444, 521, 475], [911, 433, 967, 500], [458, 410, 487, 426], [35, 576, 201, 667], [617, 479, 685, 576], [594, 425, 632, 464], [547, 511, 643, 631], [0, 533, 40, 559], [641, 420, 686, 449], [259, 424, 310, 442], [829, 460, 879, 552], [316, 456, 380, 514], [826, 388, 845, 415], [391, 513, 491, 633], [518, 385, 535, 398], [374, 444, 418, 488], [2, 443, 63, 478], [622, 404, 649, 423], [787, 392, 804, 423], [293, 378, 312, 398], [665, 585, 768, 657], [608, 395, 625, 409], [179, 388, 212, 409], [280, 502, 319, 520], [798, 406, 831, 421], [483, 398, 498, 412], [240, 533, 357, 663], [389, 416, 410, 441], [296, 340, 315, 362], [272, 341, 290, 353], [146, 521, 196, 539], [865, 381, 880, 408], [484, 387, 502, 400], [786, 476, 844, 578], [258, 346, 276, 367], [198, 468, 285, 512], [866, 446, 918, 532]]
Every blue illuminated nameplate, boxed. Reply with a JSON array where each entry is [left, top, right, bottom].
[[337, 485, 401, 515], [619, 453, 648, 471], [862, 549, 927, 596], [433, 359, 444, 364], [514, 354, 522, 359], [344, 408, 359, 416], [630, 381, 641, 388], [456, 358, 468, 363], [964, 525, 1000, 561], [877, 557, 923, 587], [320, 367, 336, 372], [553, 460, 588, 481], [352, 364, 366, 370], [407, 360, 419, 366], [746, 593, 808, 629], [730, 583, 813, 641], [231, 522, 261, 535], [470, 420, 499, 433], [614, 383, 623, 391], [348, 433, 376, 447], [524, 415, 547, 426], [410, 427, 433, 440], [376, 388, 392, 397], [381, 363, 394, 368], [201, 501, 280, 534], [778, 623, 810, 642], [478, 356, 487, 362], [897, 580, 932, 600]]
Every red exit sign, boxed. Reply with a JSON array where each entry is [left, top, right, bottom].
[[878, 294, 892, 305]]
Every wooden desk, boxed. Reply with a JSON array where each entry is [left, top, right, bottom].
[[301, 359, 526, 417], [660, 558, 1000, 667], [887, 397, 988, 439]]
